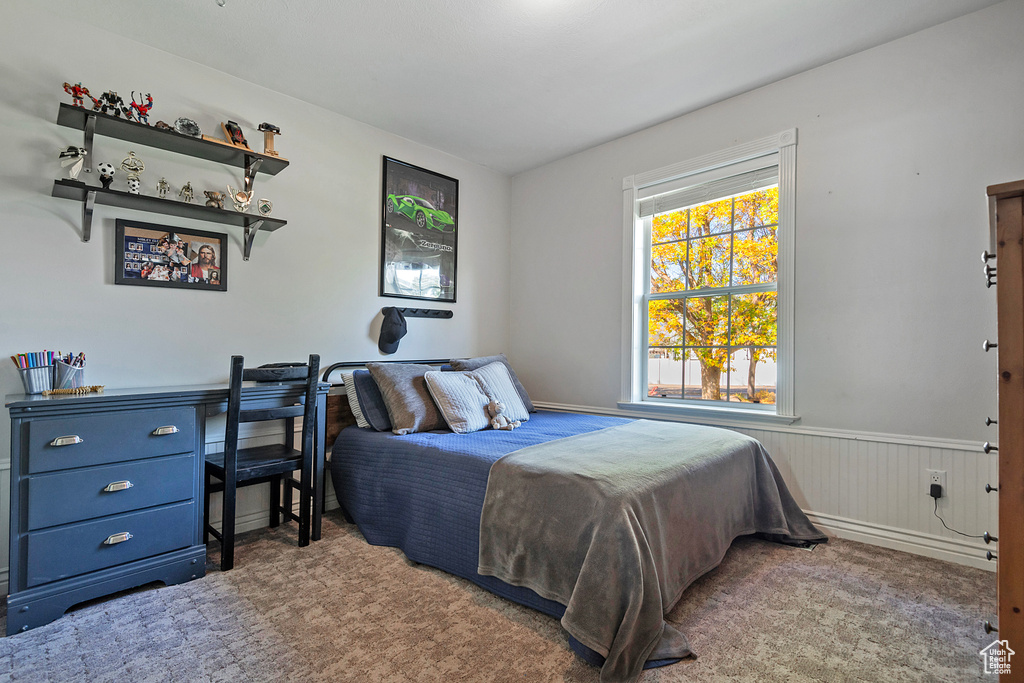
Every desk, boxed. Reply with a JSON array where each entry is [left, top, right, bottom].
[[4, 381, 328, 634]]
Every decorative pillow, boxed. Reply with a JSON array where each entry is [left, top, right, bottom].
[[449, 354, 535, 412], [366, 363, 447, 435], [472, 362, 530, 423], [424, 370, 491, 434], [341, 371, 370, 429], [352, 369, 392, 432]]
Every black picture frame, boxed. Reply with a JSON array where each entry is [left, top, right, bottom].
[[114, 219, 227, 291], [379, 156, 458, 303]]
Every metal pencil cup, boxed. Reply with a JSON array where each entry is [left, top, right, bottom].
[[18, 366, 53, 394], [53, 361, 84, 390]]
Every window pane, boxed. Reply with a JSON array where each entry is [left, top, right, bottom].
[[685, 295, 729, 346], [727, 348, 776, 404], [687, 235, 730, 290], [652, 209, 687, 245], [650, 241, 687, 293], [648, 299, 686, 347], [730, 292, 777, 346], [688, 347, 729, 401], [734, 187, 778, 229], [732, 226, 777, 286], [648, 348, 683, 398], [689, 198, 732, 236]]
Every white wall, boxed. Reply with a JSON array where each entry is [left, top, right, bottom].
[[0, 4, 512, 427], [509, 1, 1023, 564], [510, 0, 1022, 443]]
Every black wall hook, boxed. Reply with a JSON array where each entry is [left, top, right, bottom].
[[392, 307, 453, 319]]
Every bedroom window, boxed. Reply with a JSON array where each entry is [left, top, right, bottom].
[[621, 130, 797, 424]]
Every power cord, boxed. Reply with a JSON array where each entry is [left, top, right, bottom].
[[932, 496, 985, 539]]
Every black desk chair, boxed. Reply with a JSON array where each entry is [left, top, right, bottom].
[[204, 354, 320, 571]]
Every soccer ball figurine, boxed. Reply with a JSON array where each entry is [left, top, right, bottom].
[[96, 162, 115, 189], [127, 177, 141, 194]]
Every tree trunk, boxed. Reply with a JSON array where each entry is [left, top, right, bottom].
[[700, 364, 721, 400], [747, 349, 759, 402]]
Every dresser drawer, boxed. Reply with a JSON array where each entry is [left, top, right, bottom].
[[26, 454, 196, 531], [25, 502, 195, 587], [27, 407, 195, 473]]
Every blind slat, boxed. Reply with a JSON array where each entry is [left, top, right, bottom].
[[639, 155, 779, 218]]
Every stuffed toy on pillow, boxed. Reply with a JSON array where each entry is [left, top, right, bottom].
[[486, 400, 521, 431]]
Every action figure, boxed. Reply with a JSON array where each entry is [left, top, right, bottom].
[[91, 90, 130, 118], [204, 190, 225, 210], [58, 145, 88, 180], [130, 92, 153, 125], [179, 181, 194, 203], [156, 177, 170, 199], [96, 162, 115, 189], [62, 82, 90, 107]]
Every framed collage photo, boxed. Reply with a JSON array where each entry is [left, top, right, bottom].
[[380, 156, 458, 303], [115, 219, 227, 291]]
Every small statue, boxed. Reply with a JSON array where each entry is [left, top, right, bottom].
[[156, 177, 170, 198], [179, 181, 194, 203], [204, 190, 225, 210], [258, 122, 281, 157], [126, 177, 141, 194], [58, 145, 88, 180], [227, 184, 252, 212], [154, 121, 174, 131], [120, 151, 145, 178], [96, 162, 115, 189], [129, 92, 153, 125], [91, 90, 130, 118], [257, 198, 273, 216], [62, 82, 90, 107]]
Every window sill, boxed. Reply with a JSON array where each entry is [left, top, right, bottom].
[[616, 400, 800, 428]]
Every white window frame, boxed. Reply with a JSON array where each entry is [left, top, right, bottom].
[[619, 129, 798, 425]]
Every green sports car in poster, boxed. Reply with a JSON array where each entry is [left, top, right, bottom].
[[386, 194, 455, 232]]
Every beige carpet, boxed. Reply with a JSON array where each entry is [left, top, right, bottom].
[[0, 512, 995, 682]]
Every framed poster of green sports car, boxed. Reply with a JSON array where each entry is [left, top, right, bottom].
[[380, 156, 458, 302]]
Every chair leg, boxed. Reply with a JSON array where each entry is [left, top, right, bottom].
[[203, 469, 211, 545], [299, 454, 312, 548], [269, 475, 280, 528], [221, 475, 237, 572]]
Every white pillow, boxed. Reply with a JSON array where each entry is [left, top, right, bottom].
[[342, 371, 370, 429], [424, 370, 491, 434], [473, 361, 530, 423]]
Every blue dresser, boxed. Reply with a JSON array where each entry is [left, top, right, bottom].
[[5, 383, 329, 634], [5, 390, 207, 635]]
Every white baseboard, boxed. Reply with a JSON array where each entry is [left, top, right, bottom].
[[806, 511, 995, 571]]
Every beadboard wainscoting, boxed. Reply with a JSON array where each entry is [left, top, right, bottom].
[[538, 403, 999, 571]]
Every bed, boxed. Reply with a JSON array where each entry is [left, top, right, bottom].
[[329, 402, 825, 683]]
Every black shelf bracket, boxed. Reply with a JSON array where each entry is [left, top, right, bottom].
[[243, 220, 264, 261], [393, 307, 453, 319], [244, 155, 264, 195], [82, 190, 96, 242], [82, 114, 96, 176]]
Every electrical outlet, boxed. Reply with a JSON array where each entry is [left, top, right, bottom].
[[927, 469, 947, 495]]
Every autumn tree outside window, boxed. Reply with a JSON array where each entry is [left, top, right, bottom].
[[621, 130, 798, 423]]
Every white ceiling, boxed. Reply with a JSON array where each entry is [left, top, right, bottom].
[[58, 0, 1000, 175]]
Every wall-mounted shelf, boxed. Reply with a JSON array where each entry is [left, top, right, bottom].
[[52, 179, 286, 260], [56, 103, 288, 175], [52, 103, 289, 260]]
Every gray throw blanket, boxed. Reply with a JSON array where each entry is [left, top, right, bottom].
[[478, 419, 826, 683]]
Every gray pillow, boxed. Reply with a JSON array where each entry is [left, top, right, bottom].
[[366, 363, 447, 435], [424, 370, 491, 434], [472, 361, 530, 423], [449, 353, 535, 412], [341, 371, 370, 429]]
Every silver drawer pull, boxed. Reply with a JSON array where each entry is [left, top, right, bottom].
[[152, 425, 180, 436], [102, 532, 133, 545], [102, 480, 133, 493], [49, 435, 84, 447]]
